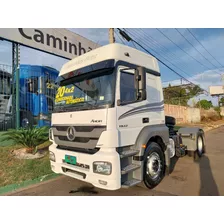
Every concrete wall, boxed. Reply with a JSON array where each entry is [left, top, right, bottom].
[[164, 104, 187, 123], [187, 107, 201, 123], [164, 104, 201, 124]]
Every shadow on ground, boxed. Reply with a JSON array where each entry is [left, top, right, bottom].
[[198, 155, 219, 196], [169, 156, 179, 174], [69, 186, 98, 195], [168, 154, 219, 196]]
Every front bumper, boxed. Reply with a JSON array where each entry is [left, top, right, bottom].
[[49, 144, 121, 190]]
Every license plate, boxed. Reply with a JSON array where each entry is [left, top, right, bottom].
[[65, 155, 76, 165]]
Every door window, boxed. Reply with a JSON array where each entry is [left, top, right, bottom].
[[120, 71, 137, 103]]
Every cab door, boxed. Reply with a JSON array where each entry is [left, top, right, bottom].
[[116, 66, 147, 147]]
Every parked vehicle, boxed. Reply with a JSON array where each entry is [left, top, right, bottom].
[[49, 43, 205, 190], [5, 65, 59, 128]]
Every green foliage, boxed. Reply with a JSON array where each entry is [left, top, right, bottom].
[[219, 97, 224, 106], [1, 126, 49, 153], [164, 84, 203, 106], [214, 106, 221, 113], [196, 99, 213, 110]]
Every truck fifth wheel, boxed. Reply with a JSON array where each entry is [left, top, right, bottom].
[[49, 43, 206, 190]]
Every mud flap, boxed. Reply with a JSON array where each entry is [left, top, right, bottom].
[[164, 147, 171, 175], [178, 127, 205, 152]]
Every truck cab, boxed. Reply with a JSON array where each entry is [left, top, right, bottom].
[[5, 65, 59, 128], [49, 43, 205, 190]]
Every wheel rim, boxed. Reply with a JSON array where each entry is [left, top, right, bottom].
[[22, 118, 29, 128], [198, 136, 203, 154], [146, 152, 161, 180]]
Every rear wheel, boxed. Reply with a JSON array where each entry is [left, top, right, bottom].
[[143, 142, 165, 189], [194, 133, 205, 161]]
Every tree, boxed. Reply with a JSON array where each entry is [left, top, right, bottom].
[[196, 99, 213, 110], [219, 97, 224, 106], [163, 84, 203, 106]]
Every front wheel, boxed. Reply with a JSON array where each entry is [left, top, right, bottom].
[[143, 142, 165, 189], [20, 111, 34, 128]]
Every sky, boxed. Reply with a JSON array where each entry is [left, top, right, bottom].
[[0, 28, 223, 105]]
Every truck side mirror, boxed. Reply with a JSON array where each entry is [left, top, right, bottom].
[[136, 66, 146, 100]]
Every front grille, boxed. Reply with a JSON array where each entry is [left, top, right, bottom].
[[57, 145, 99, 155], [52, 125, 106, 153], [58, 136, 95, 143], [56, 126, 103, 132]]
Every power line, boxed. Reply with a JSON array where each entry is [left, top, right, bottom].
[[175, 28, 222, 75], [126, 29, 208, 96], [117, 28, 209, 94], [126, 29, 207, 95], [126, 29, 197, 79], [157, 28, 221, 75], [115, 29, 138, 50], [124, 29, 200, 95], [136, 28, 218, 84], [114, 29, 126, 45], [132, 28, 221, 85], [130, 38, 138, 49], [186, 28, 224, 68], [133, 28, 198, 78]]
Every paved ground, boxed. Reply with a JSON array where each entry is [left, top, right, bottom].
[[6, 126, 224, 196]]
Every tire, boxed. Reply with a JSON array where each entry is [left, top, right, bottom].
[[143, 142, 166, 189], [165, 116, 176, 126], [194, 132, 205, 161], [20, 111, 34, 128]]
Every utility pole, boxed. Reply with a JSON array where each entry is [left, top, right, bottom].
[[109, 28, 115, 44], [15, 44, 20, 129], [12, 43, 20, 129]]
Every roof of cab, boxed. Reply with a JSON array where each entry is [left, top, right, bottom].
[[59, 43, 160, 76]]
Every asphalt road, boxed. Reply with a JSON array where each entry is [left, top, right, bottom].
[[7, 126, 224, 196]]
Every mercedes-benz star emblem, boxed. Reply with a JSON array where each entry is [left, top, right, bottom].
[[67, 126, 76, 141]]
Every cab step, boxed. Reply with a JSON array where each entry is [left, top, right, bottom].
[[122, 179, 141, 188], [121, 164, 141, 175], [120, 150, 139, 158]]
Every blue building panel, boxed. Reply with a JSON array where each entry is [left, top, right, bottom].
[[18, 65, 59, 127]]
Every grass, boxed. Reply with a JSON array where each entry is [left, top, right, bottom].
[[174, 126, 182, 131], [0, 132, 15, 147], [0, 141, 53, 187]]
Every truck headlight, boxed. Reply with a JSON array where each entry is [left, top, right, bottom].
[[49, 151, 55, 162], [93, 162, 112, 175]]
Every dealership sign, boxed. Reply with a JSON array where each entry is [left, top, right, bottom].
[[209, 86, 224, 96], [0, 28, 99, 59]]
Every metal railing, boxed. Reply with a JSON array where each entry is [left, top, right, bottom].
[[0, 64, 59, 131]]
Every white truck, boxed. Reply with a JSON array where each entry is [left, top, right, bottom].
[[49, 43, 205, 190]]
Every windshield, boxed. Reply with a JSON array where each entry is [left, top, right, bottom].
[[54, 68, 115, 112]]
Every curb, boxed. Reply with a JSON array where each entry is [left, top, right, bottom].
[[203, 124, 224, 132], [0, 173, 60, 195]]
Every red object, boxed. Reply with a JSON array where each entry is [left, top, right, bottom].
[[68, 72, 73, 78]]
